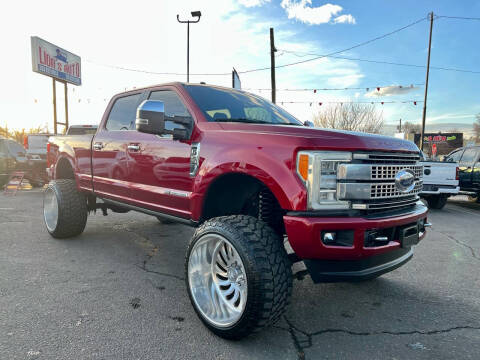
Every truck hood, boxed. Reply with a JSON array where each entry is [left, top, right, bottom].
[[216, 123, 419, 153]]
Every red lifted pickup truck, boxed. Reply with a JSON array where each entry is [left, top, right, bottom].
[[45, 82, 429, 339]]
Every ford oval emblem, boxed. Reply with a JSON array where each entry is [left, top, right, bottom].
[[395, 169, 415, 193]]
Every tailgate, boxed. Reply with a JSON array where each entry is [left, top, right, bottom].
[[422, 161, 458, 186]]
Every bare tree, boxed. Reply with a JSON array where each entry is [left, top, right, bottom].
[[313, 103, 384, 134], [473, 114, 480, 143], [399, 121, 421, 134]]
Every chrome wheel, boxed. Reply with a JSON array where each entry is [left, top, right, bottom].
[[44, 187, 59, 232], [188, 234, 248, 328]]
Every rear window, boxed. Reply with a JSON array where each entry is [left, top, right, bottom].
[[67, 127, 98, 135], [27, 135, 50, 150]]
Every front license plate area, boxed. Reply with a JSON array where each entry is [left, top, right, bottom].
[[400, 224, 419, 248]]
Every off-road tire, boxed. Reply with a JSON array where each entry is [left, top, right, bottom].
[[426, 194, 448, 209], [185, 215, 292, 339], [43, 179, 87, 238]]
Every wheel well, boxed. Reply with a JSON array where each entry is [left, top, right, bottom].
[[201, 173, 285, 234], [56, 158, 75, 180]]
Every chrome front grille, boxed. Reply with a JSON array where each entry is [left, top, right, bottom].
[[370, 180, 423, 199], [371, 165, 423, 180], [337, 152, 423, 210]]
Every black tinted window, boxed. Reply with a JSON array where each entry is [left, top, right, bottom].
[[7, 140, 25, 157], [184, 85, 302, 126], [0, 140, 6, 156], [106, 93, 143, 131], [149, 90, 191, 132], [460, 148, 478, 163]]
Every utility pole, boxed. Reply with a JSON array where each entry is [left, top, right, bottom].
[[420, 12, 434, 151], [270, 28, 276, 104], [177, 11, 202, 83]]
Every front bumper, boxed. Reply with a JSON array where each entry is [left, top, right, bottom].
[[284, 203, 428, 282], [421, 185, 459, 195]]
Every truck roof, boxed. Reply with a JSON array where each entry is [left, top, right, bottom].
[[118, 82, 245, 95]]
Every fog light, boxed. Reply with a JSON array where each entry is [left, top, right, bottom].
[[323, 232, 336, 244]]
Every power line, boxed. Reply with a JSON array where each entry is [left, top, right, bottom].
[[277, 49, 480, 74], [239, 16, 428, 74], [86, 60, 231, 76], [88, 16, 428, 77], [437, 15, 480, 21]]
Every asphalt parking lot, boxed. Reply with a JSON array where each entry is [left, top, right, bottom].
[[1, 191, 479, 360]]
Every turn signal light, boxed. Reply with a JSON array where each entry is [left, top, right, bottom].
[[298, 154, 309, 181]]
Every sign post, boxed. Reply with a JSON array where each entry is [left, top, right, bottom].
[[31, 36, 81, 134]]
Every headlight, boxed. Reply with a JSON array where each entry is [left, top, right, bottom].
[[296, 151, 352, 210]]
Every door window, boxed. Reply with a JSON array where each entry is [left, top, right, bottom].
[[105, 93, 143, 131], [148, 90, 191, 133], [460, 148, 478, 164]]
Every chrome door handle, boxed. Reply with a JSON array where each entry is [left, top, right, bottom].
[[127, 145, 140, 151], [93, 143, 104, 151]]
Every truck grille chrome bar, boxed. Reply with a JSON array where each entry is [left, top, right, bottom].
[[338, 152, 423, 210]]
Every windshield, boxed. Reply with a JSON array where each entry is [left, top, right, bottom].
[[184, 85, 303, 126]]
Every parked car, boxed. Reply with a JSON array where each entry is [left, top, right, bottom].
[[45, 83, 429, 339], [420, 151, 459, 209], [23, 134, 54, 186], [0, 136, 29, 187], [24, 133, 52, 160], [444, 146, 480, 199]]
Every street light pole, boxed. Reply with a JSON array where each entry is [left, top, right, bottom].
[[177, 11, 202, 83]]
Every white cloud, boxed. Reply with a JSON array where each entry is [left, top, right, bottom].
[[280, 0, 355, 25], [238, 0, 270, 7], [365, 85, 419, 97], [333, 14, 356, 24]]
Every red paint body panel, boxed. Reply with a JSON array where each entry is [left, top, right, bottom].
[[284, 206, 428, 260], [46, 82, 428, 265]]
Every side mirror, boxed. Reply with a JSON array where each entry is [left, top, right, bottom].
[[304, 120, 314, 127], [136, 100, 165, 135]]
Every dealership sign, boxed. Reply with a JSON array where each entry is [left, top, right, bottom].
[[31, 36, 81, 85], [414, 132, 463, 155]]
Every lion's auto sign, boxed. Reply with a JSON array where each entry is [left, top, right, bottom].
[[31, 36, 81, 86]]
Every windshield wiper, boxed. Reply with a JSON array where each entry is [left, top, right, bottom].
[[214, 118, 271, 124], [214, 118, 300, 125]]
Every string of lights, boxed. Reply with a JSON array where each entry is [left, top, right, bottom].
[[278, 100, 423, 105], [245, 84, 424, 92]]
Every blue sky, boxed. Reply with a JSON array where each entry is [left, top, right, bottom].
[[234, 0, 480, 127], [1, 0, 479, 132]]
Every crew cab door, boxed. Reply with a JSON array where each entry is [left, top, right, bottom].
[[92, 91, 145, 200], [458, 147, 479, 190], [126, 88, 193, 218]]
